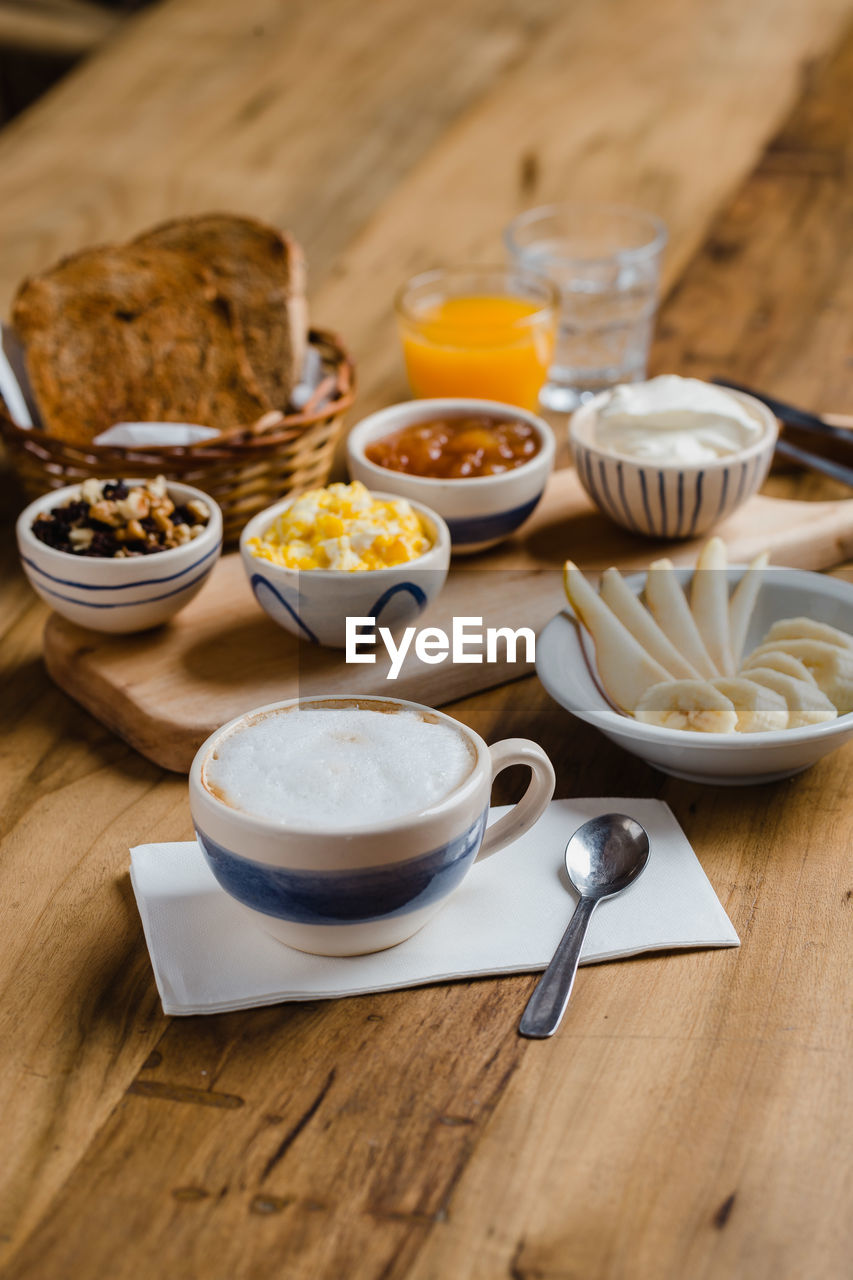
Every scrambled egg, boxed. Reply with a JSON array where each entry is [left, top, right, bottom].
[[247, 481, 431, 571]]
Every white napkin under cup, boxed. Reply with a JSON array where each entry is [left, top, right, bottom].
[[129, 798, 738, 1016]]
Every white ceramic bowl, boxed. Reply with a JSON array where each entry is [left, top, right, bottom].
[[569, 387, 778, 539], [16, 480, 222, 633], [346, 398, 555, 553], [240, 491, 451, 648], [536, 566, 853, 785]]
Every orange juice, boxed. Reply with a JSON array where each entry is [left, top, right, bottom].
[[399, 294, 555, 411]]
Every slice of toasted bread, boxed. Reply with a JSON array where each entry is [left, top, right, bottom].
[[134, 213, 307, 408], [12, 243, 271, 442]]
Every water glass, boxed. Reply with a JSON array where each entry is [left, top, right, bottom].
[[504, 203, 667, 412]]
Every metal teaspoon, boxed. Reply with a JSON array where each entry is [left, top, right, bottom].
[[519, 813, 651, 1039]]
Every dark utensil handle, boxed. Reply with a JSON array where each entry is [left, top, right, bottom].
[[519, 896, 597, 1039], [775, 438, 853, 489], [712, 378, 853, 447]]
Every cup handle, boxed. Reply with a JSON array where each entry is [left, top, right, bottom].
[[475, 738, 556, 862]]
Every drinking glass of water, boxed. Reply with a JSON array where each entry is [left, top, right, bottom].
[[504, 202, 667, 412]]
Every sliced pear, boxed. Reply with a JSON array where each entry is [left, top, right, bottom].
[[743, 667, 837, 727], [635, 680, 738, 733], [563, 562, 672, 713], [743, 639, 853, 714], [644, 559, 719, 678], [710, 677, 789, 733], [691, 537, 735, 675], [741, 649, 818, 687], [764, 617, 853, 652], [728, 551, 769, 668], [600, 568, 700, 679]]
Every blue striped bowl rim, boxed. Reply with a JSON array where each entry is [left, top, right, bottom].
[[23, 548, 219, 609], [20, 539, 220, 591]]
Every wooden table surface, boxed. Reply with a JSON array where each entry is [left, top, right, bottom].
[[2, 2, 853, 1277]]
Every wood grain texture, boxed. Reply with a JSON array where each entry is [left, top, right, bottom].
[[41, 471, 853, 772], [2, 2, 853, 1278], [0, 0, 850, 414], [649, 18, 853, 419], [0, 0, 120, 57]]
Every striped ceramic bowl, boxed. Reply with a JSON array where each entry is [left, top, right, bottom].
[[569, 387, 778, 539], [16, 479, 222, 633]]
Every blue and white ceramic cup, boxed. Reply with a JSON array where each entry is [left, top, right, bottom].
[[189, 695, 556, 956]]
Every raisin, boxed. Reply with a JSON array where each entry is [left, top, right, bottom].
[[88, 531, 118, 557], [32, 516, 67, 550], [102, 481, 129, 499], [171, 504, 192, 527], [52, 500, 89, 526]]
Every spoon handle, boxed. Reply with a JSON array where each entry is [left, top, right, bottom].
[[519, 896, 597, 1039]]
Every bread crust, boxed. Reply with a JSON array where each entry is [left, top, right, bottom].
[[135, 214, 307, 407], [11, 214, 308, 443]]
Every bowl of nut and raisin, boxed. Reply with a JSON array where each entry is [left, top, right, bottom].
[[16, 476, 222, 632]]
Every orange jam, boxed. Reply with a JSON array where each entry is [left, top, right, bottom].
[[365, 415, 541, 479]]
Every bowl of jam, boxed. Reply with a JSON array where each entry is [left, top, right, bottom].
[[347, 398, 555, 553]]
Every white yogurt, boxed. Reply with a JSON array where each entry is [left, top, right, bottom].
[[594, 376, 762, 463]]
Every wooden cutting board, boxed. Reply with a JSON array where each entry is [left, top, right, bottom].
[[43, 468, 853, 772]]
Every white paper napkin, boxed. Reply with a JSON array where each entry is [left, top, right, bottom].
[[0, 324, 35, 427], [130, 798, 738, 1016], [92, 421, 222, 446]]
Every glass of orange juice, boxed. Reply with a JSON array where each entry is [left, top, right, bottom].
[[395, 267, 558, 411]]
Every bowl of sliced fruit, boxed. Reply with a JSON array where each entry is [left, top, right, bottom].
[[536, 537, 853, 784]]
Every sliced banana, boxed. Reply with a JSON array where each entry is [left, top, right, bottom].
[[600, 567, 700, 679], [764, 617, 853, 653], [710, 677, 789, 733], [645, 559, 719, 678], [729, 551, 769, 668], [691, 537, 735, 675], [634, 679, 738, 733], [562, 537, 852, 736], [743, 667, 837, 727], [740, 648, 818, 687], [744, 639, 853, 714], [563, 562, 673, 713]]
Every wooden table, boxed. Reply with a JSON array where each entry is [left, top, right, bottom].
[[2, 2, 852, 1276]]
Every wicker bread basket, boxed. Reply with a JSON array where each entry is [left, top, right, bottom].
[[1, 328, 355, 544]]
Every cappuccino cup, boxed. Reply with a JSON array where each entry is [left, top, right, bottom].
[[189, 695, 555, 956]]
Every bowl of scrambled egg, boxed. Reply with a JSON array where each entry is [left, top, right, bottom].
[[240, 481, 451, 647]]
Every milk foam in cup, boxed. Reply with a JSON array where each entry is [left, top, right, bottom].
[[202, 704, 476, 828], [189, 695, 556, 956]]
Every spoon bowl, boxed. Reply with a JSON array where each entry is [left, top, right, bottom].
[[566, 813, 650, 899], [519, 813, 650, 1039]]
